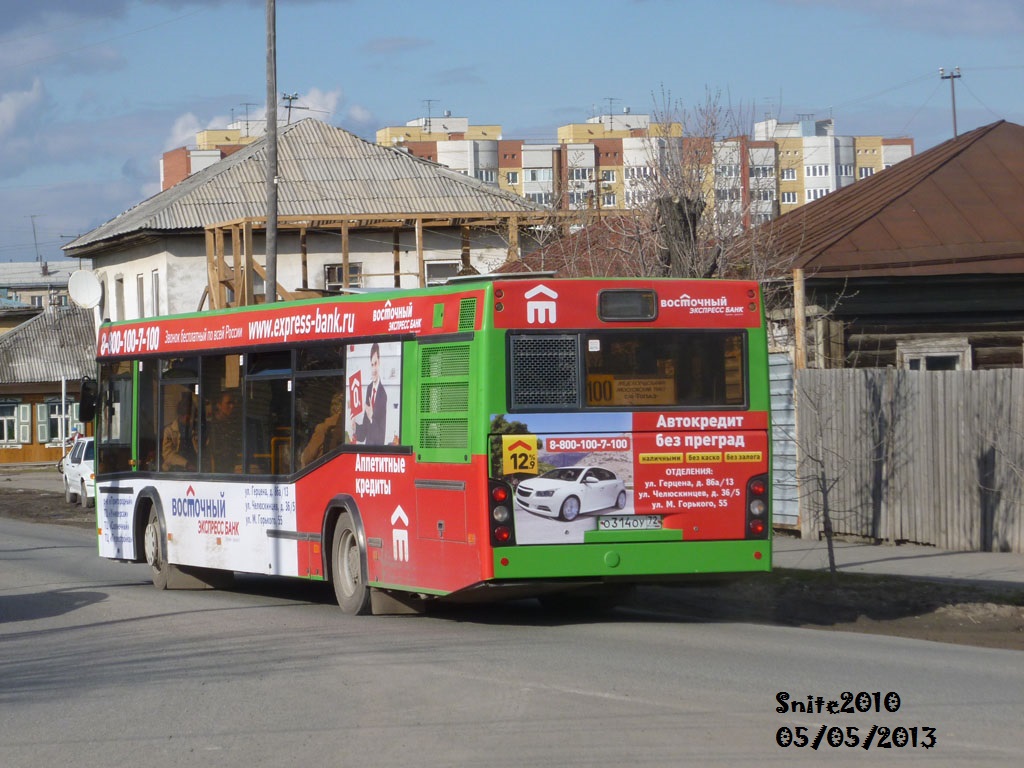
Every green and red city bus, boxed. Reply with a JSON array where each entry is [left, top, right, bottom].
[[86, 276, 772, 614]]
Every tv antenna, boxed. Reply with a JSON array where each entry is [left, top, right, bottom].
[[282, 92, 303, 124], [423, 98, 438, 133]]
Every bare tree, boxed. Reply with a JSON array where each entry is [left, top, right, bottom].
[[790, 367, 913, 579], [511, 85, 795, 300]]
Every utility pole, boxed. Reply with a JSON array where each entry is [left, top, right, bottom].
[[939, 66, 961, 138], [264, 0, 278, 303], [283, 92, 299, 124]]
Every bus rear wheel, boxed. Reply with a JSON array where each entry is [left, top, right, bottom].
[[144, 508, 170, 590], [332, 512, 371, 615]]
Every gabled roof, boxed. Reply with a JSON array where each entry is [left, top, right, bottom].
[[65, 119, 541, 256], [767, 120, 1024, 278], [0, 261, 81, 288], [0, 306, 96, 384]]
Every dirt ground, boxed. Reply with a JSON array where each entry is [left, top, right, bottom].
[[3, 485, 1022, 650]]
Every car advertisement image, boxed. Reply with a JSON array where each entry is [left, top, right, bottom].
[[492, 411, 768, 545]]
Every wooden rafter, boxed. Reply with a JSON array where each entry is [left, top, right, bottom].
[[204, 209, 618, 308]]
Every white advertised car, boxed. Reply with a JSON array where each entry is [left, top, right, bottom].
[[61, 437, 95, 508], [515, 465, 627, 522]]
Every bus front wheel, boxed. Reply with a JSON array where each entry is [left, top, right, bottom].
[[144, 508, 170, 590], [332, 512, 371, 615]]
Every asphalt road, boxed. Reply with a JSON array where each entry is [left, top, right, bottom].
[[1, 517, 1021, 768]]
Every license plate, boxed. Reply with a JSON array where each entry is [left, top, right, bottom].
[[598, 515, 663, 531]]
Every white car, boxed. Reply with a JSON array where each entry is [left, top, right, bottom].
[[61, 437, 95, 508], [515, 465, 627, 522]]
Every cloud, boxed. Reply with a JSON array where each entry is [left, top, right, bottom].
[[166, 113, 205, 150], [295, 87, 341, 120], [2, 1, 336, 33], [777, 0, 1024, 37], [360, 36, 432, 55], [433, 66, 484, 86], [346, 104, 375, 128], [0, 79, 45, 140]]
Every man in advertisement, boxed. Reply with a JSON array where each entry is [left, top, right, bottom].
[[350, 342, 388, 445]]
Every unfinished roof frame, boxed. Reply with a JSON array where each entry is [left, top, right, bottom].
[[203, 210, 606, 309]]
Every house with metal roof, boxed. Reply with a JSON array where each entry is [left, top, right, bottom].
[[0, 261, 92, 332], [763, 119, 1024, 370], [63, 118, 545, 320], [0, 305, 96, 466]]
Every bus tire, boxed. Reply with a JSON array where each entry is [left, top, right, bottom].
[[332, 512, 371, 615], [144, 507, 170, 590], [559, 496, 581, 522]]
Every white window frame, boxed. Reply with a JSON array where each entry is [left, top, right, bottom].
[[780, 168, 797, 181], [425, 261, 461, 286], [36, 399, 79, 445], [151, 269, 161, 316], [324, 263, 363, 290], [781, 191, 798, 204], [896, 338, 972, 371], [0, 400, 19, 444]]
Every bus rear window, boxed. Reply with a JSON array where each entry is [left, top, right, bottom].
[[509, 331, 746, 410]]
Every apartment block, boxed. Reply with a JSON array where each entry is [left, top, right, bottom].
[[160, 126, 259, 190], [378, 112, 914, 226], [757, 117, 914, 212]]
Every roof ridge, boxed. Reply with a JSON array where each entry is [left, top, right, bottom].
[[775, 121, 1005, 262]]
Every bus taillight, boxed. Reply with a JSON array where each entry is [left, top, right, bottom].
[[745, 474, 769, 539], [489, 480, 516, 547]]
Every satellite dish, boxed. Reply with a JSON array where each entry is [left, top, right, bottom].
[[68, 270, 102, 309]]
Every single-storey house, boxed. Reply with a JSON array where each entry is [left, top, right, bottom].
[[761, 119, 1024, 370], [63, 118, 546, 320], [0, 305, 96, 465]]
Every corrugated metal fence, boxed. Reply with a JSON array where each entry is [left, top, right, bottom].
[[791, 369, 1024, 553], [769, 353, 799, 528]]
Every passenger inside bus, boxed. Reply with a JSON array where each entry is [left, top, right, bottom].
[[162, 395, 198, 471], [300, 390, 346, 467], [207, 389, 242, 472]]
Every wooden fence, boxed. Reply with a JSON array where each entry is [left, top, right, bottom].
[[789, 369, 1024, 553]]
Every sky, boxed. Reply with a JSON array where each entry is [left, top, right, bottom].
[[1, 0, 1021, 266]]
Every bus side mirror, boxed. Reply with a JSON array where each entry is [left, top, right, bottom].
[[79, 377, 97, 423]]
